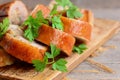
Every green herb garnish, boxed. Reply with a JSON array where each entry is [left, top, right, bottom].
[[54, 0, 82, 19], [50, 4, 58, 16], [32, 43, 67, 72], [49, 5, 64, 31], [73, 44, 87, 54], [51, 16, 64, 31], [23, 11, 48, 41], [52, 59, 67, 72], [66, 6, 83, 18], [56, 0, 73, 8], [46, 43, 60, 59], [0, 18, 9, 38], [32, 56, 48, 72]]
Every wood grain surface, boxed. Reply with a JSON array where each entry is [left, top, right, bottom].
[[0, 18, 119, 80]]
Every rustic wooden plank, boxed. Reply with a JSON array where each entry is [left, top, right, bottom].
[[0, 18, 119, 80]]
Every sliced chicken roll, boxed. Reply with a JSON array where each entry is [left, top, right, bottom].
[[0, 0, 28, 25], [0, 25, 47, 63], [61, 16, 92, 42], [36, 24, 75, 56]]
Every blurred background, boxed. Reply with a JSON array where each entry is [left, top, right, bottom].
[[0, 0, 120, 80], [0, 0, 120, 20]]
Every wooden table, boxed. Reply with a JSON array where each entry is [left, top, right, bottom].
[[0, 0, 120, 80]]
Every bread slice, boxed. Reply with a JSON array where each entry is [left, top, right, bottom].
[[61, 16, 92, 42], [36, 24, 75, 56], [0, 48, 14, 67], [0, 25, 47, 63], [0, 0, 28, 25]]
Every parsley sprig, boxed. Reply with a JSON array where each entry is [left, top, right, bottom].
[[50, 4, 58, 16], [32, 56, 48, 72], [66, 6, 83, 18], [0, 18, 9, 38], [56, 0, 73, 8], [73, 44, 87, 54], [32, 43, 67, 72], [49, 5, 64, 31], [52, 59, 67, 72], [51, 16, 63, 31], [23, 11, 48, 41], [54, 0, 82, 19]]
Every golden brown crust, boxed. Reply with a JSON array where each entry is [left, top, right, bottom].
[[0, 33, 46, 63], [61, 16, 92, 42], [36, 24, 75, 56], [0, 1, 13, 16], [0, 48, 14, 67], [31, 4, 50, 18], [80, 9, 94, 27]]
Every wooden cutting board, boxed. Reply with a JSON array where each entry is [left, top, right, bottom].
[[0, 18, 119, 80]]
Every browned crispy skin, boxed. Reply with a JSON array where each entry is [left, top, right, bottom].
[[0, 2, 12, 17], [36, 24, 75, 56], [0, 33, 46, 63], [0, 48, 14, 67], [61, 16, 92, 42], [79, 9, 94, 26], [31, 5, 92, 43], [31, 4, 50, 18]]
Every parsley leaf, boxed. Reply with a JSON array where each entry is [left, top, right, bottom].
[[36, 11, 48, 24], [52, 59, 67, 72], [55, 0, 72, 7], [54, 0, 82, 19], [73, 44, 87, 54], [50, 4, 58, 16], [46, 43, 60, 59], [23, 11, 48, 41], [32, 43, 67, 72], [51, 16, 64, 31], [0, 18, 9, 38], [32, 56, 48, 72], [66, 6, 83, 18], [23, 16, 41, 41]]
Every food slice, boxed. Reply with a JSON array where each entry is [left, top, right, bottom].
[[36, 24, 75, 56], [31, 4, 92, 42], [0, 48, 14, 67], [0, 0, 28, 25], [61, 16, 92, 42], [0, 25, 47, 63], [79, 9, 94, 27], [31, 4, 50, 18], [31, 5, 75, 56], [48, 0, 94, 25]]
